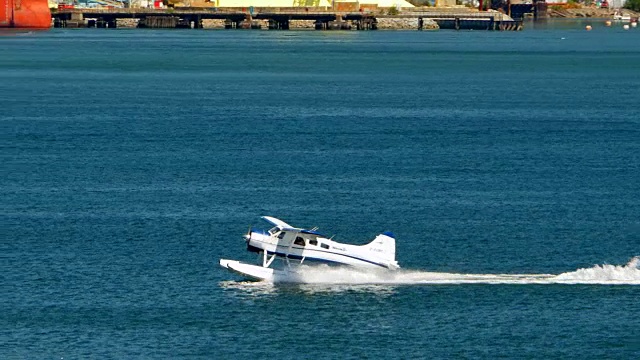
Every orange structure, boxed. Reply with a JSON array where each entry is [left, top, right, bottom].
[[1, 0, 51, 28]]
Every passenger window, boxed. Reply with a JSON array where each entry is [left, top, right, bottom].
[[309, 239, 318, 246], [294, 237, 305, 246], [321, 243, 329, 249]]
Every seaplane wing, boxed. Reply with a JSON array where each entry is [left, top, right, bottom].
[[261, 216, 294, 229], [221, 217, 400, 282]]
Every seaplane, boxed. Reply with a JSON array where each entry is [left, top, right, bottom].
[[219, 216, 400, 282]]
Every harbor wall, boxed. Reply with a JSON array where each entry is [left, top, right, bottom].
[[52, 7, 521, 31], [194, 17, 439, 29]]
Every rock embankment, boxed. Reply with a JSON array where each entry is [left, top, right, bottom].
[[202, 19, 226, 28], [201, 19, 315, 29], [200, 18, 439, 30], [376, 17, 439, 30], [116, 18, 138, 27], [549, 7, 639, 18]]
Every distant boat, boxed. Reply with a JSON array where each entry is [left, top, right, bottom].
[[613, 10, 631, 22], [0, 0, 51, 29]]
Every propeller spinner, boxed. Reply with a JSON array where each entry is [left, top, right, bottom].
[[244, 225, 252, 242]]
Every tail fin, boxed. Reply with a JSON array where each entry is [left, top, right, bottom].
[[365, 232, 397, 265]]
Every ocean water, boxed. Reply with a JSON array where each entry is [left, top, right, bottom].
[[2, 25, 639, 358]]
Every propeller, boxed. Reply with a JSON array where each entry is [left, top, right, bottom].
[[245, 225, 252, 243]]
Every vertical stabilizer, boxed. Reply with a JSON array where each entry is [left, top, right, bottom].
[[365, 232, 397, 265]]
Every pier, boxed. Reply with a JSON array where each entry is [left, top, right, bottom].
[[508, 0, 548, 21], [53, 8, 378, 30], [378, 12, 523, 31], [52, 8, 522, 31]]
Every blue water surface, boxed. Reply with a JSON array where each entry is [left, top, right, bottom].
[[2, 25, 639, 358]]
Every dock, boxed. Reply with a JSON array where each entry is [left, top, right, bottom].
[[52, 8, 523, 31]]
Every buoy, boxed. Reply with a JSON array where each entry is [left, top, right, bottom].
[[605, 21, 612, 27], [623, 24, 630, 30], [586, 25, 592, 31], [632, 22, 638, 28]]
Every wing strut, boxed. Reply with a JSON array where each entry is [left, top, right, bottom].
[[262, 250, 276, 268], [284, 230, 300, 268]]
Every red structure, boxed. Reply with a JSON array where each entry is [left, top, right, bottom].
[[0, 0, 52, 28]]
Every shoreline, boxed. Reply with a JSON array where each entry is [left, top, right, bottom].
[[51, 6, 639, 31], [548, 7, 639, 19], [58, 8, 518, 31], [114, 18, 441, 30]]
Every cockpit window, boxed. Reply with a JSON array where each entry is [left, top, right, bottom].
[[277, 232, 286, 239], [294, 237, 305, 246]]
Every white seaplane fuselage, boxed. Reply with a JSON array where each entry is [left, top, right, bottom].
[[219, 216, 400, 282]]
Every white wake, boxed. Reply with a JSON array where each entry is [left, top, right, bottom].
[[553, 256, 640, 284], [224, 256, 640, 286]]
